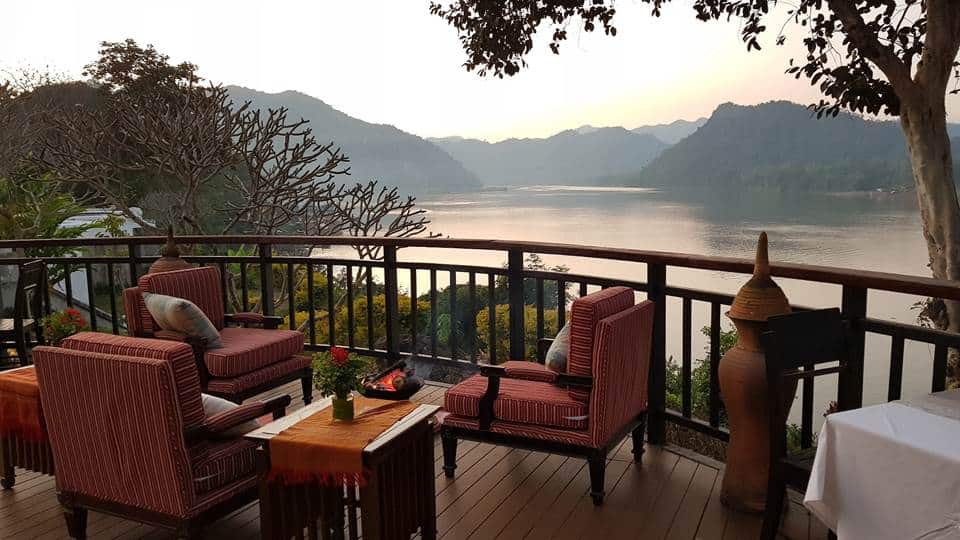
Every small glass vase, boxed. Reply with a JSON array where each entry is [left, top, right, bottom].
[[331, 395, 355, 421]]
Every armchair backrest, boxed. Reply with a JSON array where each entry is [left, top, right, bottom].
[[762, 308, 853, 461], [124, 266, 226, 336], [33, 341, 201, 518], [588, 301, 655, 447], [567, 287, 636, 402], [15, 259, 46, 326]]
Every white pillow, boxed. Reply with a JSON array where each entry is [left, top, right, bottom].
[[143, 292, 223, 348], [545, 323, 571, 373]]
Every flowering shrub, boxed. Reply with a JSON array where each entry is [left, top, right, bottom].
[[41, 308, 89, 346], [313, 346, 374, 399]]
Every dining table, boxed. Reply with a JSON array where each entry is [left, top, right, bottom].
[[804, 388, 960, 539]]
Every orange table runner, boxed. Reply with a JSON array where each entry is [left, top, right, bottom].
[[0, 367, 45, 441], [270, 396, 417, 486]]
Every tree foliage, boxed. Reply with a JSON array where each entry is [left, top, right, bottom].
[[430, 1, 956, 118]]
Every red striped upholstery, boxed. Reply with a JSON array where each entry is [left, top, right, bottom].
[[33, 342, 264, 520], [33, 346, 197, 518], [205, 355, 311, 395], [501, 360, 558, 383], [588, 301, 654, 448], [567, 287, 635, 402], [60, 332, 204, 430], [205, 327, 304, 377], [123, 286, 154, 336], [139, 267, 225, 330], [442, 288, 653, 451], [191, 438, 258, 493], [445, 375, 588, 430]]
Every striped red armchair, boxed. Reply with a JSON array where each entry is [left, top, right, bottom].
[[440, 287, 654, 505], [33, 333, 290, 539], [123, 266, 313, 405]]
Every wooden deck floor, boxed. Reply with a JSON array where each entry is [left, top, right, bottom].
[[0, 382, 826, 540]]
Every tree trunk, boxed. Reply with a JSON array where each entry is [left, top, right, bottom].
[[900, 97, 960, 386]]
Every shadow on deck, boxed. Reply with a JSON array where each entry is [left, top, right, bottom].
[[0, 382, 823, 540]]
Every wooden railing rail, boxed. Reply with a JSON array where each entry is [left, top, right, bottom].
[[3, 234, 960, 448]]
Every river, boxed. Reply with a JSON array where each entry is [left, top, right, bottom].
[[328, 185, 935, 427]]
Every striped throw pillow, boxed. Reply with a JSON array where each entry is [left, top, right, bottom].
[[142, 292, 223, 349]]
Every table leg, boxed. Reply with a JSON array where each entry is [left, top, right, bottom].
[[421, 424, 437, 540], [256, 447, 278, 540]]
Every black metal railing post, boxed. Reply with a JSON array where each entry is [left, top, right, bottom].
[[127, 242, 141, 286], [258, 243, 274, 315], [840, 285, 867, 410], [508, 249, 525, 360], [647, 262, 667, 444], [383, 246, 401, 360]]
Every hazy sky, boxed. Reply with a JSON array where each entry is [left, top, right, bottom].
[[4, 0, 959, 142]]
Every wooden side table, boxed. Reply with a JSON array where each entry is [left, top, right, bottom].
[[246, 399, 440, 540], [0, 365, 54, 489]]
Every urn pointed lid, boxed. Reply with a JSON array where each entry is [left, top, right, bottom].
[[148, 226, 193, 274], [727, 232, 791, 322]]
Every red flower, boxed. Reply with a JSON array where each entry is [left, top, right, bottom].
[[329, 347, 350, 367]]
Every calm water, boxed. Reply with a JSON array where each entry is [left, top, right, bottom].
[[329, 186, 934, 426]]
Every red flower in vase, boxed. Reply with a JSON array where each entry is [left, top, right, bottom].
[[329, 347, 350, 367]]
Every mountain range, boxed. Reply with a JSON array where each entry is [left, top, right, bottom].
[[428, 128, 669, 187], [227, 86, 481, 195], [229, 87, 958, 194]]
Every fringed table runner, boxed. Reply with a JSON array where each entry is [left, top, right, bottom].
[[270, 396, 417, 486], [0, 367, 45, 441]]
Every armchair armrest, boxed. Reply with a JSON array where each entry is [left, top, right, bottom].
[[537, 339, 554, 363], [186, 395, 291, 444], [225, 312, 283, 329]]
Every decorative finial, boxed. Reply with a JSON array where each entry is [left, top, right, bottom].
[[161, 226, 180, 258], [754, 231, 770, 279], [726, 231, 790, 323]]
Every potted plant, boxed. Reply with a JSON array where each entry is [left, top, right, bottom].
[[41, 308, 89, 346], [313, 347, 373, 421]]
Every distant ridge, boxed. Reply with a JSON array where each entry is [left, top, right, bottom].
[[429, 127, 669, 186], [634, 101, 916, 190], [227, 86, 481, 195], [631, 118, 707, 144]]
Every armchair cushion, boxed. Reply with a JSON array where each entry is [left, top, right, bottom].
[[568, 287, 635, 402], [501, 361, 558, 383], [190, 438, 258, 494], [205, 355, 312, 395], [444, 374, 588, 430], [204, 327, 304, 377], [143, 292, 223, 349]]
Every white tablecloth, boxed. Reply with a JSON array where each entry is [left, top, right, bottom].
[[804, 391, 960, 540]]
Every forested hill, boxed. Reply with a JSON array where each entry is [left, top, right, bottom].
[[228, 86, 481, 195], [633, 101, 920, 191], [429, 127, 669, 186]]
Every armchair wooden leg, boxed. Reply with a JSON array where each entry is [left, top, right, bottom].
[[588, 454, 606, 506], [301, 369, 314, 405], [632, 413, 647, 463], [1, 463, 14, 489], [62, 505, 88, 539], [441, 431, 458, 478]]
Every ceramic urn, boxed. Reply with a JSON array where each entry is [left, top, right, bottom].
[[718, 232, 792, 512]]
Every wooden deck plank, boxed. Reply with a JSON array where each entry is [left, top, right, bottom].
[[665, 464, 720, 540], [1, 382, 808, 540]]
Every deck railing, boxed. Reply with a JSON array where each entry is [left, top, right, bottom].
[[3, 235, 960, 449]]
